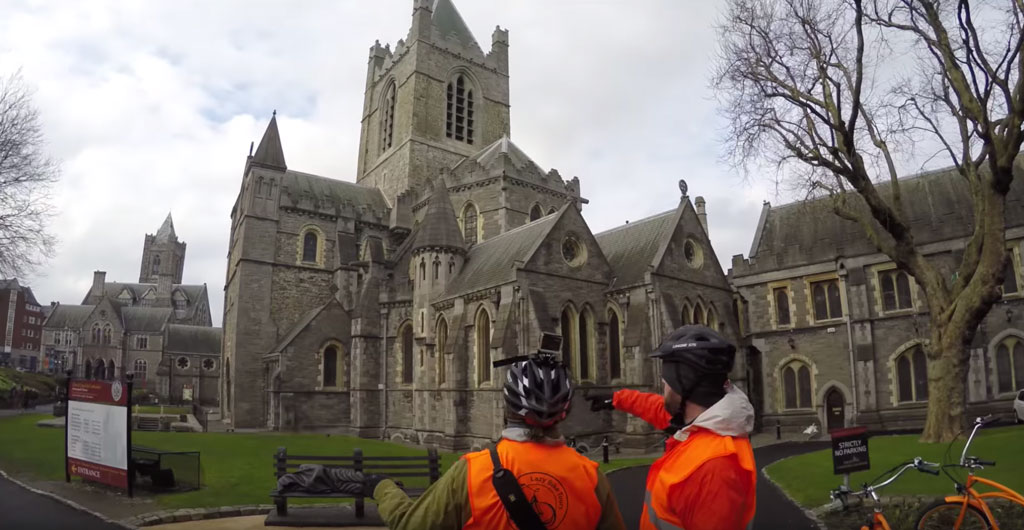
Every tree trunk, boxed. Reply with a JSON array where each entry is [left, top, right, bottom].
[[922, 333, 967, 442]]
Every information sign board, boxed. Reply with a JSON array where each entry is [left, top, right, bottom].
[[831, 426, 870, 474], [64, 378, 132, 494]]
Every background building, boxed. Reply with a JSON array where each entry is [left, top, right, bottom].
[[41, 215, 222, 405], [0, 279, 44, 370], [730, 167, 1024, 433]]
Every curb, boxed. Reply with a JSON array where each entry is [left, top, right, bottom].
[[0, 469, 136, 530], [761, 460, 828, 530], [124, 503, 377, 527]]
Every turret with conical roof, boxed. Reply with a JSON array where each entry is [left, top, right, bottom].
[[140, 212, 186, 284], [413, 180, 465, 254], [251, 111, 287, 171]]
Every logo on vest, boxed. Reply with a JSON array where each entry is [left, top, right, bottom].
[[508, 472, 569, 528]]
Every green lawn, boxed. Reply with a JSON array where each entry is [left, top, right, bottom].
[[0, 414, 651, 510], [766, 425, 1024, 508]]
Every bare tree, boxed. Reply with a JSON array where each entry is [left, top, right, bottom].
[[0, 71, 58, 278], [715, 0, 1024, 442]]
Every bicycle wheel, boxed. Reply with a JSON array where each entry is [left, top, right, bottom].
[[915, 500, 992, 530]]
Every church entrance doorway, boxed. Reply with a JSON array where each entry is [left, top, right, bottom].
[[825, 387, 845, 432]]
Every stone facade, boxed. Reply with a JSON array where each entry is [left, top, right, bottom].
[[41, 217, 222, 405], [730, 168, 1024, 433], [222, 0, 739, 450]]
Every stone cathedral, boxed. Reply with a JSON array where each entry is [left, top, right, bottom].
[[221, 0, 740, 450]]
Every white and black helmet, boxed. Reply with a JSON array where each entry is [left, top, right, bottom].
[[502, 354, 573, 427]]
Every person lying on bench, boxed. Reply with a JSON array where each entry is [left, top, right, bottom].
[[364, 348, 625, 530]]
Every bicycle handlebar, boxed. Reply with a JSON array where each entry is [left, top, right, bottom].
[[829, 458, 940, 503]]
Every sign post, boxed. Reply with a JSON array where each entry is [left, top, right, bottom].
[[831, 426, 870, 480], [65, 374, 133, 496]]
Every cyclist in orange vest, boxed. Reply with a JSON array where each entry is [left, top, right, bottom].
[[589, 325, 756, 530], [365, 348, 626, 530]]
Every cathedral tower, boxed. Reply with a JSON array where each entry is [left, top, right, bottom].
[[356, 0, 511, 205], [140, 213, 186, 284]]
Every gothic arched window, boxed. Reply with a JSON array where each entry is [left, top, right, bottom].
[[462, 203, 479, 246], [529, 204, 543, 222], [323, 345, 339, 387], [996, 336, 1024, 394], [607, 306, 623, 380], [303, 232, 318, 263], [400, 323, 414, 385], [134, 359, 147, 381], [782, 361, 812, 409], [436, 317, 449, 385], [102, 324, 112, 345], [446, 74, 475, 144], [896, 345, 929, 402], [475, 308, 491, 385], [151, 255, 161, 276], [380, 82, 396, 152]]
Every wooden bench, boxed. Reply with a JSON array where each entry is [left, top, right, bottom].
[[270, 446, 441, 517]]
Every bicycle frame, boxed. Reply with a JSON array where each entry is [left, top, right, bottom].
[[938, 417, 1024, 529], [940, 475, 1024, 530]]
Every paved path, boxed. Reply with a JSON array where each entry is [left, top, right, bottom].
[[0, 475, 123, 530], [0, 404, 50, 417], [607, 441, 829, 530]]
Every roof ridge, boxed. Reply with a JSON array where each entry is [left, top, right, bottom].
[[473, 211, 558, 247], [595, 209, 675, 238]]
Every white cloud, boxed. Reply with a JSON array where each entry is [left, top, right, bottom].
[[2, 0, 779, 325]]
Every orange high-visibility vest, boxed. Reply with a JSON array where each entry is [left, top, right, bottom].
[[462, 439, 602, 530], [640, 428, 756, 530]]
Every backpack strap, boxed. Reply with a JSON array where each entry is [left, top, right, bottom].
[[488, 443, 547, 530]]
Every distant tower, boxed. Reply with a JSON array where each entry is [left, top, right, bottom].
[[140, 213, 186, 284], [356, 0, 511, 205]]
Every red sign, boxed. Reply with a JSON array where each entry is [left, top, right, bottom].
[[68, 458, 128, 489], [69, 380, 127, 406]]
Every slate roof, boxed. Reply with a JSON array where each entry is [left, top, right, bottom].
[[0, 279, 40, 306], [432, 0, 480, 50], [165, 325, 222, 355], [272, 300, 341, 353], [413, 182, 464, 253], [87, 282, 205, 305], [122, 307, 172, 333], [741, 165, 1024, 274], [595, 209, 677, 289], [43, 304, 94, 329], [281, 170, 389, 213], [463, 135, 544, 173], [252, 114, 286, 169], [442, 213, 560, 298]]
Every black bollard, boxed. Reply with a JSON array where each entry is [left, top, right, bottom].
[[776, 420, 782, 440], [602, 436, 609, 464]]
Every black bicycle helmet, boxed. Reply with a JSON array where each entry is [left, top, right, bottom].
[[651, 325, 736, 408], [503, 355, 573, 427]]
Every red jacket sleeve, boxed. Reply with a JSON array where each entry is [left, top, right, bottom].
[[666, 455, 754, 530], [612, 389, 672, 430]]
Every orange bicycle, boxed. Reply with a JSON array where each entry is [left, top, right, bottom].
[[915, 416, 1024, 529], [830, 457, 941, 530]]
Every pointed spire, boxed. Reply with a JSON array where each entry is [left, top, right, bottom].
[[413, 179, 465, 253], [252, 112, 287, 170], [431, 0, 480, 50], [155, 212, 177, 242]]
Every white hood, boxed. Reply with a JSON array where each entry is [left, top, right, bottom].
[[674, 384, 755, 442]]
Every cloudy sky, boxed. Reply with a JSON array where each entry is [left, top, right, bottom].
[[2, 0, 778, 325]]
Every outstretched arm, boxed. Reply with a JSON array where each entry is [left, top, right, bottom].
[[612, 389, 672, 430], [374, 458, 471, 529]]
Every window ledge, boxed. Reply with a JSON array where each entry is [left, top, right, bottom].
[[881, 308, 917, 316], [810, 318, 845, 326], [895, 400, 928, 406]]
